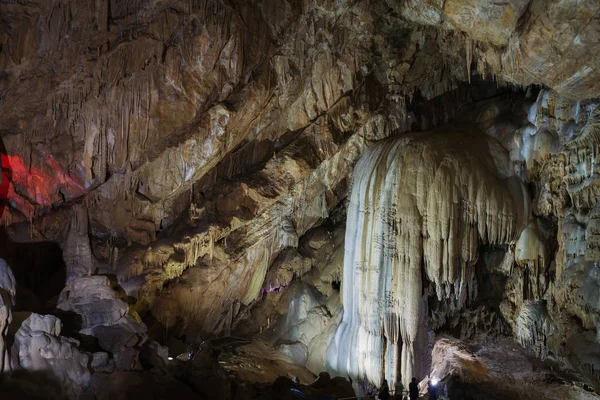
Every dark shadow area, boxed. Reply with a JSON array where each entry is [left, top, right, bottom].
[[331, 280, 341, 292], [0, 135, 10, 221], [0, 370, 65, 399], [434, 244, 512, 339], [0, 136, 68, 311], [84, 370, 202, 400], [444, 374, 598, 400], [144, 312, 170, 343], [0, 228, 67, 312]]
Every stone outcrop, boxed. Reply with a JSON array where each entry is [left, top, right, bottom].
[[57, 276, 149, 371], [0, 258, 15, 373], [430, 337, 489, 383], [57, 276, 130, 330], [389, 0, 600, 98], [10, 313, 90, 398]]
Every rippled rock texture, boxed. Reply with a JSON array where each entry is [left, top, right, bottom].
[[326, 128, 528, 387]]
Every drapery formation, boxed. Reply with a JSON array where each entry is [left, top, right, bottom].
[[327, 128, 529, 387]]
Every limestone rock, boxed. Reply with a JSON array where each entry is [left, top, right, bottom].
[[139, 340, 169, 370], [90, 351, 114, 373], [10, 313, 90, 398], [327, 129, 528, 387], [57, 276, 129, 329], [2, 0, 600, 396], [89, 315, 147, 354], [430, 337, 489, 383], [114, 347, 143, 372], [0, 258, 15, 373], [57, 276, 147, 370], [515, 301, 555, 359], [444, 0, 529, 46], [0, 258, 16, 301]]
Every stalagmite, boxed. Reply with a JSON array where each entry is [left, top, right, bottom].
[[327, 128, 528, 388]]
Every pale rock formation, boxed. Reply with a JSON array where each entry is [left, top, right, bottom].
[[515, 301, 555, 359], [0, 258, 16, 373], [514, 219, 551, 301], [10, 313, 90, 397], [279, 284, 343, 373], [57, 276, 147, 370], [57, 276, 129, 329], [468, 88, 600, 384], [430, 337, 489, 383], [61, 205, 95, 280], [327, 129, 528, 387]]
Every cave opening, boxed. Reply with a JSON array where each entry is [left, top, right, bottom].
[[331, 280, 340, 292], [0, 228, 67, 311]]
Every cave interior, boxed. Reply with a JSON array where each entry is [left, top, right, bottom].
[[1, 1, 600, 399]]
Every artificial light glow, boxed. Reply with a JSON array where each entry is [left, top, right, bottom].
[[168, 357, 173, 361], [431, 378, 439, 386]]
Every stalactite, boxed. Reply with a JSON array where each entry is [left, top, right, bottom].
[[465, 38, 473, 84], [327, 129, 528, 388]]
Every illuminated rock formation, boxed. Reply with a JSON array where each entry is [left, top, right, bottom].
[[327, 129, 528, 387], [11, 313, 90, 397], [0, 259, 15, 373]]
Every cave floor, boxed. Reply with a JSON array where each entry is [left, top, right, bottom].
[[181, 334, 600, 399], [443, 335, 600, 400]]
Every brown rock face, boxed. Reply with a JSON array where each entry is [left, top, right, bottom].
[[1, 0, 600, 398], [387, 0, 600, 97], [444, 0, 529, 46]]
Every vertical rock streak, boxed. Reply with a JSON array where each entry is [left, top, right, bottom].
[[329, 130, 527, 387]]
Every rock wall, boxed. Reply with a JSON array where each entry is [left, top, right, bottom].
[[494, 89, 600, 384], [1, 0, 488, 334]]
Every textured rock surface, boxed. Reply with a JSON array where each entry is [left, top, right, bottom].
[[10, 313, 90, 397], [430, 337, 489, 383], [326, 128, 528, 387], [388, 0, 600, 97], [1, 0, 600, 398], [57, 276, 129, 329], [0, 258, 15, 373], [57, 275, 148, 372], [437, 336, 600, 400]]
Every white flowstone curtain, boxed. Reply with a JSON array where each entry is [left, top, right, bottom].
[[327, 130, 528, 388]]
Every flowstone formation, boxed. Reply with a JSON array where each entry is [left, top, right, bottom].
[[327, 129, 529, 387]]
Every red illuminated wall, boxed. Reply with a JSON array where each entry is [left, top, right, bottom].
[[0, 152, 85, 222]]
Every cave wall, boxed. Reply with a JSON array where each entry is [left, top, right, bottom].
[[314, 88, 600, 390], [1, 0, 492, 333], [1, 0, 600, 396]]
